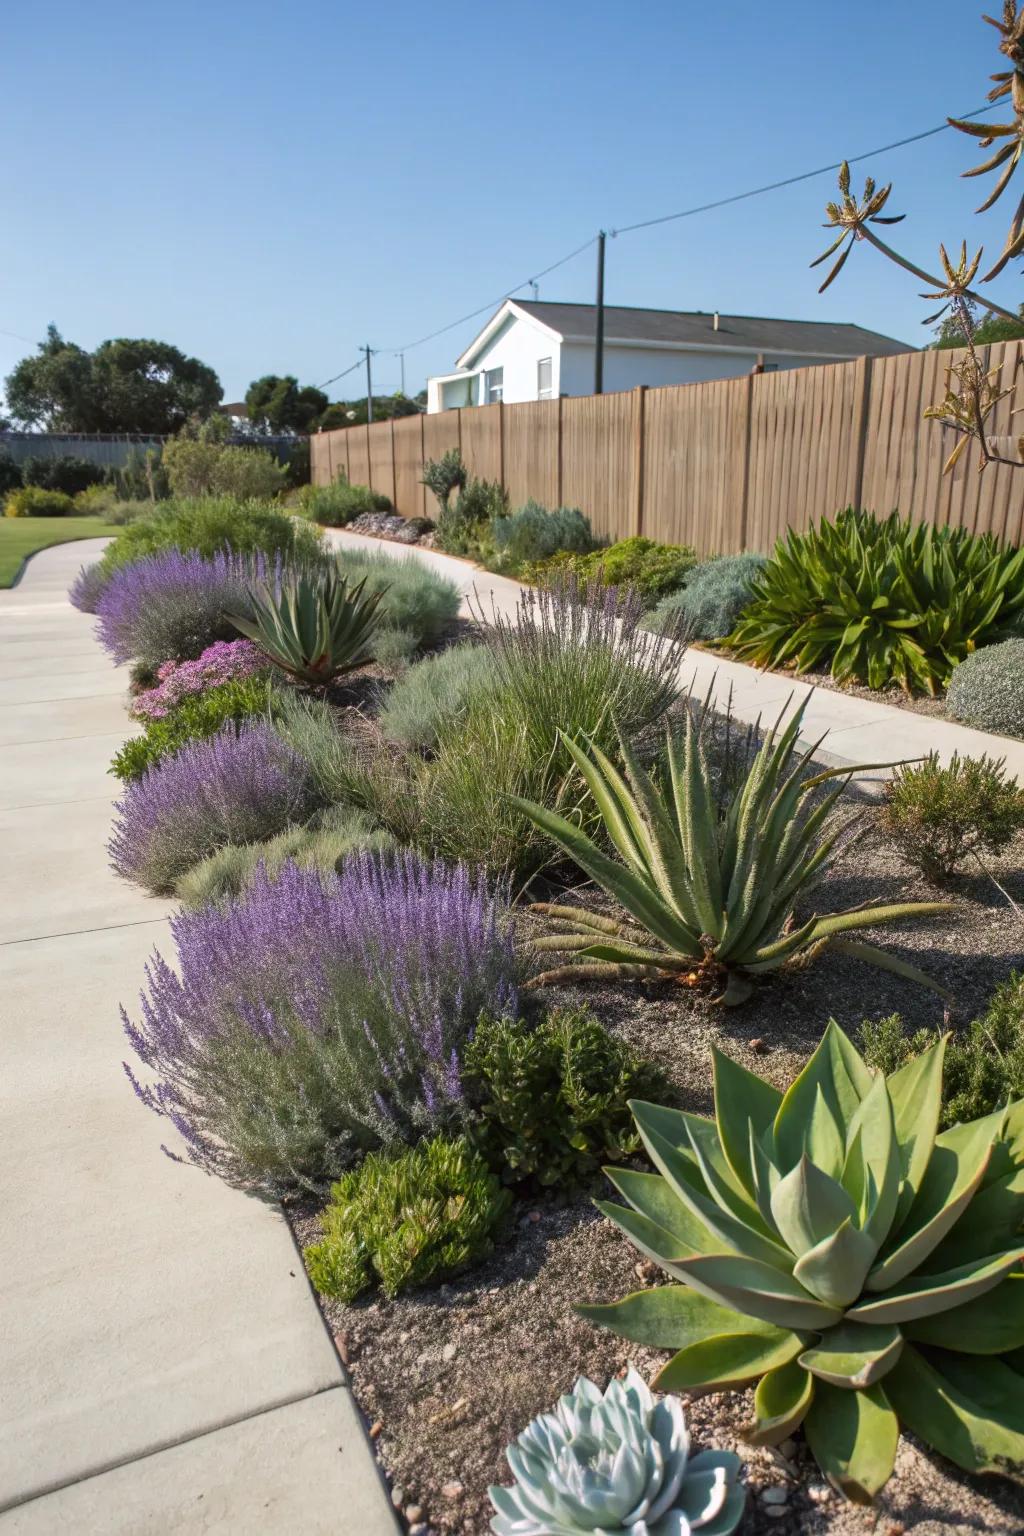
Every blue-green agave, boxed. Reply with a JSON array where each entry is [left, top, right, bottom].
[[515, 696, 951, 1005], [488, 1366, 744, 1535], [230, 567, 386, 685], [581, 1022, 1024, 1502]]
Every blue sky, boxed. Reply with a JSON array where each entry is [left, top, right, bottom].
[[2, 0, 1020, 405]]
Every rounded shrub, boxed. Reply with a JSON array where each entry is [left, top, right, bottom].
[[4, 487, 75, 518], [380, 642, 499, 751], [97, 495, 324, 576], [491, 500, 597, 572], [22, 455, 106, 496], [0, 451, 22, 496], [94, 548, 267, 668], [647, 552, 767, 641], [334, 547, 460, 645], [947, 638, 1024, 737]]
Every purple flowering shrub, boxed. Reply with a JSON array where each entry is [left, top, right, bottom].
[[69, 560, 110, 614], [109, 720, 315, 893], [95, 548, 270, 669], [130, 640, 269, 721], [122, 852, 522, 1194]]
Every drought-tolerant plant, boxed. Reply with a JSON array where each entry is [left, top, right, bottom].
[[516, 696, 950, 1004], [582, 1022, 1024, 1501], [421, 446, 467, 512], [368, 624, 418, 670], [4, 486, 75, 518], [490, 500, 598, 573], [380, 642, 499, 751], [647, 553, 768, 642], [175, 803, 395, 908], [947, 638, 1024, 737], [69, 561, 110, 614], [162, 436, 287, 501], [489, 1368, 745, 1536], [464, 1008, 665, 1187], [436, 475, 509, 558], [97, 495, 324, 576], [881, 751, 1024, 882], [526, 537, 698, 607], [109, 720, 315, 893], [334, 546, 460, 645], [298, 478, 390, 525], [130, 639, 269, 720], [230, 567, 386, 685], [95, 548, 268, 668], [22, 455, 105, 496], [122, 852, 522, 1191], [305, 1134, 511, 1302], [862, 971, 1024, 1129], [111, 675, 276, 782], [727, 509, 1024, 694]]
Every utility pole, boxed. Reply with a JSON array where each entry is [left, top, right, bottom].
[[399, 352, 406, 395], [364, 345, 374, 423], [594, 231, 606, 395]]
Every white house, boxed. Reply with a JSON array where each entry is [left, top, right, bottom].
[[426, 299, 913, 412]]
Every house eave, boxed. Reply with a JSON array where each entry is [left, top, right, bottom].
[[456, 300, 564, 369], [559, 334, 901, 361]]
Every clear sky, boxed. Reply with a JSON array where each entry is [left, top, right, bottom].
[[2, 0, 1020, 406]]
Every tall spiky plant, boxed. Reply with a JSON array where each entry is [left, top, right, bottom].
[[230, 567, 386, 685]]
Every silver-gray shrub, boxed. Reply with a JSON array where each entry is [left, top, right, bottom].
[[646, 552, 767, 641], [379, 642, 499, 750], [491, 499, 597, 570], [334, 546, 460, 645], [947, 639, 1024, 737]]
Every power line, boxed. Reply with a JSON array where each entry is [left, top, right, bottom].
[[610, 101, 1001, 238], [315, 354, 367, 391]]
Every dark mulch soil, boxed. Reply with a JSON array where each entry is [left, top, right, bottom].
[[289, 807, 1024, 1536]]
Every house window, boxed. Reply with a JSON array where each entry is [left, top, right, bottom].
[[763, 362, 780, 372], [484, 367, 504, 404], [537, 357, 552, 399]]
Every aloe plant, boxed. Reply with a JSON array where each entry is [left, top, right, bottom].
[[489, 1366, 745, 1535], [514, 696, 951, 1005], [230, 567, 386, 685], [581, 1023, 1024, 1502]]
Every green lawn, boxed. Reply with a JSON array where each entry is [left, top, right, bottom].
[[0, 516, 116, 588]]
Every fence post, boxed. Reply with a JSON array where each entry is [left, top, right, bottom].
[[738, 373, 754, 553], [633, 385, 647, 537], [498, 399, 505, 491], [557, 396, 564, 506], [851, 353, 873, 510], [419, 413, 426, 518], [390, 418, 398, 511], [365, 422, 373, 492]]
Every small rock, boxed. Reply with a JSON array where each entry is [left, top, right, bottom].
[[441, 1481, 464, 1500], [405, 1505, 423, 1523], [778, 1438, 796, 1457], [527, 1210, 541, 1223], [761, 1486, 788, 1506], [764, 1508, 788, 1521], [442, 1342, 457, 1362], [409, 1526, 428, 1536], [368, 1420, 382, 1440], [748, 1037, 768, 1054], [807, 1484, 831, 1503], [390, 1485, 405, 1509], [334, 1332, 350, 1366], [399, 1330, 410, 1344]]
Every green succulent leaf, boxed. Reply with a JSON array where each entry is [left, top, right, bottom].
[[905, 1275, 1024, 1353], [712, 1046, 782, 1198], [748, 1361, 815, 1445], [803, 1380, 899, 1503], [885, 1345, 1024, 1475], [848, 1249, 1023, 1325], [884, 1035, 947, 1229], [770, 1154, 859, 1259], [792, 1219, 879, 1310], [798, 1322, 904, 1389], [772, 1022, 871, 1176], [578, 1284, 767, 1348], [655, 1326, 807, 1393], [670, 1253, 844, 1332], [602, 1168, 720, 1255], [923, 1163, 1024, 1271]]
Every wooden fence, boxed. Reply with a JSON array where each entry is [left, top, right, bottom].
[[310, 339, 1024, 551]]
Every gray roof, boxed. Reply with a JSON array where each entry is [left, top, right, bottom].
[[512, 300, 913, 358]]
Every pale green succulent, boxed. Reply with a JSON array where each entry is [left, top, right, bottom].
[[581, 1022, 1024, 1502], [230, 567, 386, 685], [514, 696, 951, 1005], [488, 1366, 744, 1535]]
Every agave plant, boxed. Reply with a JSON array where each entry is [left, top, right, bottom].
[[488, 1366, 745, 1535], [581, 1023, 1024, 1502], [514, 695, 951, 1005], [725, 509, 1024, 695], [230, 566, 386, 685]]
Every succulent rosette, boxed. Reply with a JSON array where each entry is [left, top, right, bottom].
[[581, 1022, 1024, 1501], [489, 1367, 744, 1535]]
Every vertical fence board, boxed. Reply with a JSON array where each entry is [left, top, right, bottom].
[[641, 379, 746, 552], [560, 391, 635, 542], [367, 420, 393, 497], [346, 424, 370, 488], [392, 415, 425, 518], [504, 400, 560, 508], [459, 403, 503, 484]]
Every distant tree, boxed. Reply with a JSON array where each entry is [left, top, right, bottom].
[[316, 390, 425, 430], [933, 304, 1024, 349], [245, 374, 329, 434], [4, 325, 222, 434]]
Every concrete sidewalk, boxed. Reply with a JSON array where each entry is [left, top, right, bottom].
[[330, 527, 1024, 779], [0, 541, 396, 1534]]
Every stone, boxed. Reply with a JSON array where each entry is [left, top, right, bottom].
[[405, 1504, 423, 1522], [441, 1342, 456, 1363], [761, 1486, 789, 1505], [390, 1484, 406, 1508], [441, 1480, 464, 1500]]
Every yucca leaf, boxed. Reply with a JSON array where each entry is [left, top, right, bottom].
[[905, 1274, 1024, 1353], [826, 936, 952, 998], [885, 1346, 1024, 1475], [556, 731, 649, 879], [803, 1380, 899, 1503]]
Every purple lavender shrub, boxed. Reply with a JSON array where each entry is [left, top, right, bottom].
[[95, 548, 270, 669], [109, 720, 315, 893], [122, 851, 522, 1194], [69, 560, 110, 614]]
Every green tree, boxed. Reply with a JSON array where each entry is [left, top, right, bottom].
[[317, 391, 425, 430], [4, 326, 222, 434], [245, 374, 328, 434], [933, 303, 1024, 349]]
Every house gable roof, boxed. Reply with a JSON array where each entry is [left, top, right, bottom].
[[455, 300, 913, 365]]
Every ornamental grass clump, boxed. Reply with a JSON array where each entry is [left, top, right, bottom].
[[122, 851, 522, 1193], [489, 1368, 744, 1536], [95, 548, 270, 669], [583, 1022, 1024, 1502], [516, 694, 950, 1004], [108, 719, 315, 893]]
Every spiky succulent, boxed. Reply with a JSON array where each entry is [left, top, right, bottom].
[[581, 1022, 1024, 1502], [488, 1367, 744, 1536], [230, 567, 385, 685], [515, 695, 950, 1005]]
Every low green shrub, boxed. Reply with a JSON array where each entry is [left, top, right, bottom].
[[304, 1134, 511, 1301], [298, 479, 390, 525], [0, 451, 21, 496], [490, 500, 597, 573], [881, 751, 1024, 882], [464, 1008, 665, 1187], [163, 436, 287, 501], [861, 971, 1024, 1128], [98, 495, 325, 575], [22, 455, 105, 496], [947, 638, 1024, 737], [367, 625, 418, 671], [646, 552, 767, 640], [270, 691, 418, 837], [436, 476, 508, 558], [110, 676, 276, 782], [524, 536, 697, 605], [334, 546, 460, 644], [4, 486, 75, 518], [421, 447, 467, 512], [74, 483, 127, 517], [379, 643, 498, 750], [175, 803, 395, 908]]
